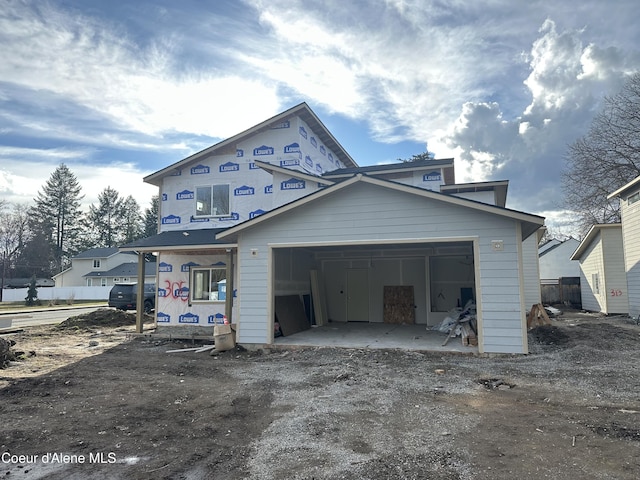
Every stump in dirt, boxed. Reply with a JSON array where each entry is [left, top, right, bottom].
[[0, 337, 18, 368]]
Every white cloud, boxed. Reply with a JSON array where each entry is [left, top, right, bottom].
[[0, 147, 156, 212], [0, 2, 282, 140]]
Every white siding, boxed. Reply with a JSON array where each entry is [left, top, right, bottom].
[[522, 233, 541, 308], [578, 233, 605, 312], [236, 182, 530, 354], [602, 227, 629, 314], [577, 227, 628, 314], [620, 186, 640, 318]]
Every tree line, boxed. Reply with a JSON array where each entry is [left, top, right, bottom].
[[0, 163, 158, 284]]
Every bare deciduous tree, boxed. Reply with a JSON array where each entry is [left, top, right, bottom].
[[562, 72, 640, 235]]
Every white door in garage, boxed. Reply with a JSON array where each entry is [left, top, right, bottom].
[[347, 268, 369, 322]]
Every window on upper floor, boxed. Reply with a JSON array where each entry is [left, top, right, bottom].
[[195, 184, 230, 217], [93, 259, 101, 268], [629, 192, 639, 205], [191, 266, 226, 302]]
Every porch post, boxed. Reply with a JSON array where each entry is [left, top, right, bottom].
[[136, 252, 145, 333], [225, 248, 234, 323]]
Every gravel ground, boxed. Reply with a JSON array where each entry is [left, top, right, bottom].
[[1, 309, 639, 479]]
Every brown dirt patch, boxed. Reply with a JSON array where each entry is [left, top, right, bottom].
[[1, 309, 639, 479]]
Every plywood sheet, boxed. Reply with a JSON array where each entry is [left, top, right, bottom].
[[275, 295, 310, 336], [383, 286, 416, 324]]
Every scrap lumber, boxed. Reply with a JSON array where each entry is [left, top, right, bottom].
[[527, 303, 551, 329]]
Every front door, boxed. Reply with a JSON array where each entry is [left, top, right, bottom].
[[347, 269, 369, 322]]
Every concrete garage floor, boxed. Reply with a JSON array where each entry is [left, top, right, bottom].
[[274, 322, 478, 353]]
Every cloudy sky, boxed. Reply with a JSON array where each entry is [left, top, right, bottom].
[[1, 0, 639, 235]]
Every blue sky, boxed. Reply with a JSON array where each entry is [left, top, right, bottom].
[[1, 0, 639, 235]]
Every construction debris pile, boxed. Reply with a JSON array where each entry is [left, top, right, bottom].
[[434, 301, 478, 346]]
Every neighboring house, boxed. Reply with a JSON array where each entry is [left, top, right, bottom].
[[570, 224, 628, 314], [539, 238, 581, 281], [123, 102, 545, 354], [608, 176, 640, 318], [538, 237, 581, 307], [53, 248, 155, 287]]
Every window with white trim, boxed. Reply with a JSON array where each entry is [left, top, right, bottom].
[[628, 192, 640, 205], [195, 185, 230, 217], [93, 259, 101, 268], [191, 267, 226, 302]]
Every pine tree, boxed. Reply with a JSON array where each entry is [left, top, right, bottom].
[[143, 195, 159, 237], [121, 195, 143, 244], [24, 275, 40, 306], [29, 164, 84, 274], [86, 187, 124, 248]]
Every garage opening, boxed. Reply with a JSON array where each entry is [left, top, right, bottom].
[[271, 240, 478, 350]]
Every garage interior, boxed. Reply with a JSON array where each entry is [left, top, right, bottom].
[[271, 240, 479, 351]]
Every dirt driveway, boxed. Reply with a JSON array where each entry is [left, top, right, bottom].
[[1, 308, 639, 479]]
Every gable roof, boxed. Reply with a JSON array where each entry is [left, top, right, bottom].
[[607, 175, 640, 200], [539, 238, 579, 257], [217, 173, 545, 241], [73, 248, 132, 259], [570, 224, 622, 260], [144, 102, 357, 187]]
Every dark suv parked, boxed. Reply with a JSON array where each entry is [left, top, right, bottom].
[[108, 283, 156, 313]]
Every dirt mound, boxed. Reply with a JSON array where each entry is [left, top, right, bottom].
[[55, 308, 151, 330], [528, 324, 571, 347]]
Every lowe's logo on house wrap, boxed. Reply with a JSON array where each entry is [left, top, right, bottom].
[[220, 212, 240, 221], [299, 126, 308, 139], [157, 288, 168, 298], [208, 313, 225, 324], [157, 312, 170, 323], [310, 137, 317, 148], [174, 286, 189, 299], [264, 185, 273, 194], [190, 216, 210, 223], [316, 164, 323, 174], [253, 145, 274, 156], [328, 153, 334, 164], [161, 215, 181, 225], [271, 120, 290, 129], [190, 164, 210, 175], [236, 149, 244, 157], [280, 158, 300, 167], [423, 171, 442, 182], [176, 190, 194, 200], [179, 312, 199, 324], [281, 178, 305, 190], [304, 156, 313, 169], [220, 161, 239, 172], [158, 262, 173, 273], [234, 185, 255, 196], [250, 209, 266, 219], [162, 193, 168, 201], [169, 169, 181, 176], [181, 261, 199, 272], [249, 162, 260, 170], [284, 142, 300, 154], [319, 145, 326, 156]]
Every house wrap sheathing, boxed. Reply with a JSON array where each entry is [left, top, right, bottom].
[[123, 103, 544, 354]]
